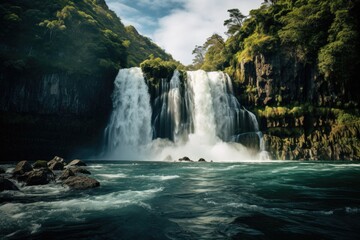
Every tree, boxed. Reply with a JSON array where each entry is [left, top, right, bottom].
[[224, 9, 246, 36], [192, 45, 205, 66]]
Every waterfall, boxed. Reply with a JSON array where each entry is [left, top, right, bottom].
[[104, 68, 269, 161], [104, 68, 152, 159]]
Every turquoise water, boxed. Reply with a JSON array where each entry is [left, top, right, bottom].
[[1, 161, 360, 239]]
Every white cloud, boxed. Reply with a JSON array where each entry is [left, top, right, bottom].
[[106, 0, 263, 65], [153, 0, 263, 64], [107, 1, 157, 35], [136, 0, 185, 9]]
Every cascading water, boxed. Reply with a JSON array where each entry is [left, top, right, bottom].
[[104, 68, 269, 161], [104, 67, 152, 160]]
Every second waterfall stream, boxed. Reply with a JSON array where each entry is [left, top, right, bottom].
[[104, 67, 269, 161]]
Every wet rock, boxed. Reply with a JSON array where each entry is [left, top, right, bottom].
[[48, 161, 64, 171], [68, 167, 91, 175], [0, 167, 5, 174], [51, 156, 65, 164], [13, 160, 33, 176], [68, 159, 87, 167], [48, 156, 66, 167], [63, 176, 100, 190], [179, 156, 193, 162], [47, 156, 66, 170], [0, 177, 19, 191], [33, 160, 48, 169], [58, 168, 75, 180], [19, 169, 54, 186], [198, 158, 206, 162]]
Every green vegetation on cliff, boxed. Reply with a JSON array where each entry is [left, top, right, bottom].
[[193, 0, 359, 105], [0, 0, 171, 77], [192, 0, 360, 160], [140, 56, 185, 87]]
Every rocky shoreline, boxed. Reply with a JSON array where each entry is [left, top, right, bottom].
[[0, 156, 100, 192]]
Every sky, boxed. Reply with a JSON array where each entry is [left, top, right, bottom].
[[105, 0, 263, 65]]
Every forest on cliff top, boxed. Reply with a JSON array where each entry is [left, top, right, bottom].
[[0, 0, 172, 78]]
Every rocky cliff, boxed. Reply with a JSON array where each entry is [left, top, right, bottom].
[[233, 53, 360, 160], [0, 0, 171, 160]]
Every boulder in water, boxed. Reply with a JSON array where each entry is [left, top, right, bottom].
[[68, 167, 91, 175], [33, 160, 48, 169], [63, 176, 100, 190], [19, 169, 54, 186], [198, 158, 206, 162], [48, 161, 64, 171], [179, 156, 193, 162], [58, 168, 75, 180], [13, 160, 33, 176], [68, 159, 87, 167], [0, 177, 19, 191], [51, 156, 65, 164]]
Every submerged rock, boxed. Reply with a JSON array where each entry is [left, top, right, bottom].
[[0, 167, 5, 174], [13, 160, 33, 176], [68, 159, 87, 167], [198, 158, 206, 162], [63, 176, 100, 190], [0, 177, 19, 191]]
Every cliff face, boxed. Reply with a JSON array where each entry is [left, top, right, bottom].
[[234, 53, 360, 160], [0, 0, 172, 160], [0, 71, 114, 160]]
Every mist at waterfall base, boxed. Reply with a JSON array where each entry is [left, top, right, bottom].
[[104, 68, 267, 161], [2, 161, 360, 239]]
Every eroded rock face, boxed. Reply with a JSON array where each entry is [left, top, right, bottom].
[[63, 176, 100, 190], [13, 161, 33, 176]]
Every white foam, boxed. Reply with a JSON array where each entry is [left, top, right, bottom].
[[135, 175, 180, 181], [97, 173, 127, 179]]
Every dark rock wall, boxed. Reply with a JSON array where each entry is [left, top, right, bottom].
[[0, 72, 115, 160]]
